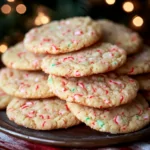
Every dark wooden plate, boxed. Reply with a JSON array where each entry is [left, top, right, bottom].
[[0, 110, 150, 148]]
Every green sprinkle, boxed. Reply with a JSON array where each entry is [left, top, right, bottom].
[[112, 61, 118, 65], [70, 88, 76, 92], [86, 117, 90, 121], [68, 43, 71, 47], [48, 77, 53, 83], [97, 120, 105, 127], [51, 64, 56, 67], [136, 115, 140, 120], [98, 77, 104, 82]]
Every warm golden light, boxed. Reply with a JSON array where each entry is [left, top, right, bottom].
[[34, 12, 50, 26], [105, 0, 116, 5], [41, 16, 50, 24], [132, 16, 144, 27], [123, 2, 134, 12], [0, 44, 8, 53], [7, 0, 15, 2], [1, 4, 11, 14], [16, 4, 26, 14]]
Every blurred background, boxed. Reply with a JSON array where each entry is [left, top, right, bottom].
[[0, 0, 150, 53]]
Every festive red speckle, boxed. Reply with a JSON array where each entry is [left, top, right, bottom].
[[42, 121, 46, 127], [89, 95, 94, 98], [65, 104, 70, 111], [120, 95, 124, 103], [135, 105, 143, 115], [35, 85, 39, 90], [43, 38, 51, 42], [75, 71, 81, 77], [63, 56, 74, 61], [39, 115, 44, 119], [17, 52, 26, 58], [74, 94, 83, 99], [113, 116, 119, 125], [128, 67, 134, 74], [77, 82, 86, 90], [51, 45, 59, 51]]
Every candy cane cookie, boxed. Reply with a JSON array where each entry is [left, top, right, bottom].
[[67, 94, 150, 134], [48, 74, 139, 108], [98, 19, 143, 55], [2, 42, 45, 71], [116, 46, 150, 75], [0, 68, 54, 99], [7, 97, 80, 130], [24, 17, 102, 54], [42, 43, 126, 77]]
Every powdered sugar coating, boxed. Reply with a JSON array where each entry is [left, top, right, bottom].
[[0, 68, 54, 99], [48, 74, 139, 108], [67, 94, 150, 134], [0, 88, 11, 110], [24, 17, 102, 54], [42, 43, 126, 77], [116, 46, 150, 75], [2, 42, 45, 70], [98, 19, 143, 55], [7, 97, 80, 130]]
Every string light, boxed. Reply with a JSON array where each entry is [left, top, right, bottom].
[[132, 16, 144, 27], [7, 0, 15, 2], [0, 44, 8, 53], [34, 12, 50, 26], [1, 4, 11, 14], [123, 1, 134, 12], [16, 4, 26, 14], [105, 0, 116, 5]]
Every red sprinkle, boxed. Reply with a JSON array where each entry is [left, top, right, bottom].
[[17, 52, 26, 58], [135, 105, 143, 115], [35, 85, 39, 90], [120, 95, 124, 103], [65, 104, 70, 111], [128, 67, 134, 74], [77, 82, 86, 90], [113, 116, 119, 125], [39, 115, 44, 119], [63, 56, 74, 61], [42, 121, 46, 127]]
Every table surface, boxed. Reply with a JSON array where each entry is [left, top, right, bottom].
[[0, 132, 150, 150]]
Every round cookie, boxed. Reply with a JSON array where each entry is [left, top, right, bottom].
[[134, 74, 150, 90], [0, 88, 11, 110], [2, 42, 45, 71], [67, 94, 150, 134], [141, 91, 150, 102], [7, 97, 80, 130], [116, 46, 150, 75], [0, 68, 54, 99], [98, 19, 143, 55], [48, 74, 139, 108], [24, 17, 102, 54], [42, 43, 126, 77]]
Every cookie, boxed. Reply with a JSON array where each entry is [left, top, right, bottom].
[[24, 17, 102, 54], [0, 88, 11, 110], [0, 68, 54, 99], [116, 46, 150, 75], [48, 74, 139, 108], [67, 94, 150, 134], [42, 43, 126, 77], [7, 97, 80, 130], [141, 91, 150, 102], [2, 42, 45, 71], [134, 74, 150, 90], [98, 19, 143, 55]]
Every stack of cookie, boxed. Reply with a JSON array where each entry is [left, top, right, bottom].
[[0, 17, 150, 134]]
